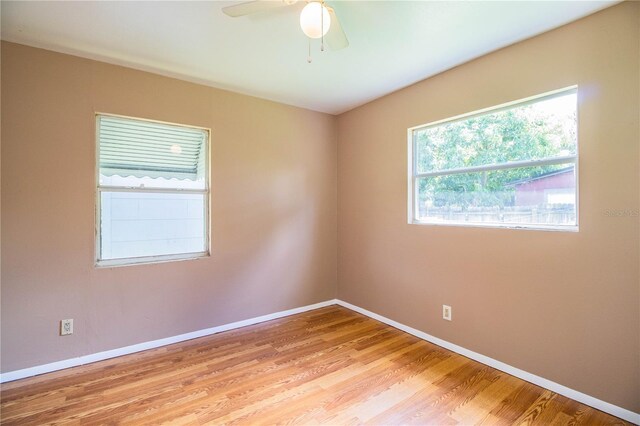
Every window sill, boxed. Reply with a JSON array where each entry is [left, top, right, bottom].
[[95, 252, 209, 268], [410, 220, 579, 233]]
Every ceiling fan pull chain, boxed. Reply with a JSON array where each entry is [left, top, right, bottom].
[[308, 38, 312, 63], [320, 2, 325, 52]]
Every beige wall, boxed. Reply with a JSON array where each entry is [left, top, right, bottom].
[[337, 2, 639, 413], [0, 42, 337, 372]]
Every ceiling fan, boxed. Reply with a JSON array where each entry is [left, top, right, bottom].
[[222, 0, 349, 61]]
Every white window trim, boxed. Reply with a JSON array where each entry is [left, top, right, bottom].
[[407, 86, 579, 232], [95, 113, 211, 267]]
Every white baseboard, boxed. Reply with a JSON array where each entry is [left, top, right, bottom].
[[0, 299, 338, 384], [335, 299, 640, 425], [1, 298, 637, 424]]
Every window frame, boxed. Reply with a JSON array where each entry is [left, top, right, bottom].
[[407, 86, 579, 232], [95, 113, 211, 267]]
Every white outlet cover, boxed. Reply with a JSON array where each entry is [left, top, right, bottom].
[[443, 305, 452, 321], [60, 319, 74, 336]]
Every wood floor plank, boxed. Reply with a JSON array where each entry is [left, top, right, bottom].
[[0, 306, 631, 425]]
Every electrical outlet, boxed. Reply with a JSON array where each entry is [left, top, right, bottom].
[[442, 305, 452, 321], [60, 319, 73, 336]]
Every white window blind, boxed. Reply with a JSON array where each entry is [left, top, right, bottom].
[[99, 115, 207, 182]]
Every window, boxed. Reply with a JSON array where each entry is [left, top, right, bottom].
[[408, 87, 578, 231], [96, 114, 210, 266]]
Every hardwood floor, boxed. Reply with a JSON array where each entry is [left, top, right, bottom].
[[0, 306, 630, 425]]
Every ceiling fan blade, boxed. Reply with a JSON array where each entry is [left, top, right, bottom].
[[222, 1, 292, 18], [325, 7, 349, 50]]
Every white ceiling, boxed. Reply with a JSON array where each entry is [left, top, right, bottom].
[[1, 1, 618, 115]]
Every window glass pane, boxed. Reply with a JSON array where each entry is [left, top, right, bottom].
[[416, 163, 576, 227], [100, 191, 206, 260], [415, 92, 577, 174], [98, 115, 207, 190]]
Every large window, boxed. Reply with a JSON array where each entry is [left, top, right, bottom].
[[96, 114, 210, 266], [409, 87, 578, 231]]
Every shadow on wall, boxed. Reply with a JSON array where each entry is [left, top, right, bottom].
[[210, 165, 325, 319]]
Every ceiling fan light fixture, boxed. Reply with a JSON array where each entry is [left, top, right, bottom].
[[300, 2, 331, 39]]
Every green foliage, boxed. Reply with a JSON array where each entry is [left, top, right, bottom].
[[415, 96, 576, 209]]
